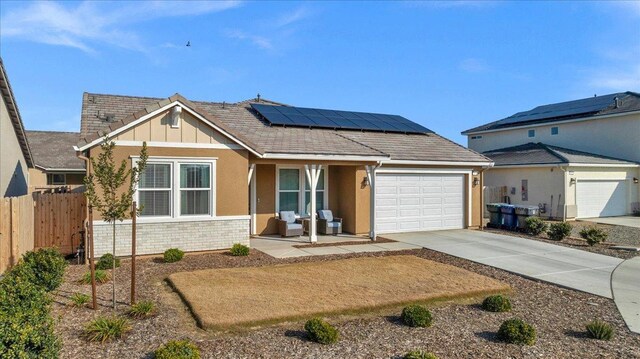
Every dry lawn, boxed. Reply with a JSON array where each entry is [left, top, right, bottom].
[[167, 255, 509, 329]]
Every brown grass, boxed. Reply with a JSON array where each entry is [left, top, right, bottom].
[[167, 255, 509, 330]]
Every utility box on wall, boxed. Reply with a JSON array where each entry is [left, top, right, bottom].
[[521, 179, 528, 201]]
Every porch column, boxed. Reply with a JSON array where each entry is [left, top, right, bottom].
[[304, 164, 322, 243], [248, 164, 256, 235], [366, 165, 377, 240]]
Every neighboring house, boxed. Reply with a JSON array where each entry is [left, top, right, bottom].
[[0, 58, 33, 197], [463, 92, 640, 219], [26, 130, 85, 193], [76, 92, 492, 256]]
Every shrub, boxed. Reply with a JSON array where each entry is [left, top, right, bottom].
[[524, 217, 548, 236], [164, 248, 185, 263], [80, 269, 111, 284], [13, 247, 67, 292], [482, 295, 512, 313], [304, 318, 339, 344], [580, 227, 608, 246], [84, 316, 131, 343], [154, 339, 201, 359], [404, 350, 438, 359], [96, 253, 121, 270], [497, 318, 536, 345], [586, 319, 614, 341], [128, 300, 156, 319], [70, 293, 91, 307], [229, 243, 250, 256], [0, 271, 60, 358], [547, 222, 572, 241], [401, 305, 433, 328]]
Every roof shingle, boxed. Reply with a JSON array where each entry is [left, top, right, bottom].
[[26, 131, 85, 170]]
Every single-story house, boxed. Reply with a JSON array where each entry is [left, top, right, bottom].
[[75, 92, 492, 256], [463, 92, 640, 219], [0, 57, 33, 197], [26, 130, 85, 193]]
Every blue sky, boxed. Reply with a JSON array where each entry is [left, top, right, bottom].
[[1, 1, 639, 145]]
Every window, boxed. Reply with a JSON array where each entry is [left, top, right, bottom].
[[138, 163, 172, 216], [528, 129, 535, 138], [551, 127, 559, 135], [470, 135, 483, 140], [277, 167, 328, 215], [47, 173, 66, 185], [137, 159, 216, 218]]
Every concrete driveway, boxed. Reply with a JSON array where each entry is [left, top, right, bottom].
[[383, 229, 623, 298], [579, 216, 640, 228]]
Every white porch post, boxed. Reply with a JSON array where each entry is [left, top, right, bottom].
[[248, 164, 256, 235], [366, 165, 377, 241], [304, 164, 322, 243]]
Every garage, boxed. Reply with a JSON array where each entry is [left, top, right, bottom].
[[375, 173, 465, 233], [576, 180, 628, 218]]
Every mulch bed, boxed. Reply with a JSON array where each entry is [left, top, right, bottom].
[[484, 227, 639, 260], [53, 248, 640, 358], [293, 237, 395, 248]]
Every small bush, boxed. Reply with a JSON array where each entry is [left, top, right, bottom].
[[164, 248, 185, 263], [80, 269, 111, 284], [84, 316, 131, 343], [128, 300, 156, 319], [404, 350, 438, 359], [547, 222, 572, 241], [229, 243, 250, 256], [96, 253, 120, 270], [401, 305, 433, 328], [482, 295, 512, 313], [14, 247, 67, 292], [70, 293, 91, 307], [0, 272, 60, 358], [154, 339, 201, 359], [497, 318, 536, 345], [580, 227, 608, 246], [586, 319, 614, 341], [524, 217, 548, 236], [304, 318, 339, 344]]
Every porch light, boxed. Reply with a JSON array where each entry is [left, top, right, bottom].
[[570, 178, 576, 185], [473, 177, 480, 186], [363, 176, 370, 187], [634, 177, 639, 184]]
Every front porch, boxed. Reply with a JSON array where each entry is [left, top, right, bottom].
[[250, 233, 419, 258]]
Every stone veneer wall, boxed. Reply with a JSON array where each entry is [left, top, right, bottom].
[[92, 218, 250, 257]]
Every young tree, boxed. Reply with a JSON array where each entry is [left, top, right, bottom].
[[84, 136, 148, 309]]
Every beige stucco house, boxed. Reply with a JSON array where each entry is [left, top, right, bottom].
[[76, 92, 492, 256], [0, 58, 33, 197], [463, 92, 640, 219], [26, 130, 85, 193]]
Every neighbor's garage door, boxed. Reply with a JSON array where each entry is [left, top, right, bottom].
[[576, 180, 627, 218], [376, 173, 465, 233]]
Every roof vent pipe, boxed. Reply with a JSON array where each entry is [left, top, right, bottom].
[[614, 96, 620, 108], [256, 93, 261, 102]]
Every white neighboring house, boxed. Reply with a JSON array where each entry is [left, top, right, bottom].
[[463, 92, 640, 219]]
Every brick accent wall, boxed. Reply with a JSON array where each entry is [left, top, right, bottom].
[[92, 218, 250, 257]]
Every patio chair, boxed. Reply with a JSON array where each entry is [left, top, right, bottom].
[[317, 210, 342, 235], [278, 211, 303, 237]]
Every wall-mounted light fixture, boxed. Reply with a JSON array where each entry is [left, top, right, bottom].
[[473, 177, 480, 186], [570, 178, 576, 185], [363, 176, 370, 187], [634, 177, 639, 184]]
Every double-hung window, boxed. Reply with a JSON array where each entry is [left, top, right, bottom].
[[137, 159, 215, 219], [277, 167, 327, 215]]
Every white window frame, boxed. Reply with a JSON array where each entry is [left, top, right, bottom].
[[47, 173, 66, 185], [275, 165, 329, 215], [528, 129, 536, 138], [137, 162, 173, 217], [179, 163, 213, 217], [133, 156, 217, 221]]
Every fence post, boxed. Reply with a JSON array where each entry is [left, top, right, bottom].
[[130, 201, 137, 305]]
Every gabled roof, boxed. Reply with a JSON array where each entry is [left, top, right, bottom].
[[463, 91, 640, 134], [0, 58, 33, 167], [26, 131, 85, 171], [78, 92, 491, 163], [483, 142, 638, 167]]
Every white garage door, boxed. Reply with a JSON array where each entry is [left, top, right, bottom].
[[576, 180, 627, 218], [376, 173, 465, 233]]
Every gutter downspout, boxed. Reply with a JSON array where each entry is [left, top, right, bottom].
[[558, 165, 568, 222]]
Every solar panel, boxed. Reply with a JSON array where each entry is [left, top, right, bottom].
[[251, 104, 432, 134]]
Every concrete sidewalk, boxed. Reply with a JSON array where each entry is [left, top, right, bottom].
[[612, 257, 640, 334], [579, 216, 640, 228], [384, 230, 623, 299]]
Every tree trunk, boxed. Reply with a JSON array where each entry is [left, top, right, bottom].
[[112, 221, 116, 310], [89, 207, 97, 310]]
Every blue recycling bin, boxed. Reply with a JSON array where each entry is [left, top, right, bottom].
[[500, 204, 516, 229]]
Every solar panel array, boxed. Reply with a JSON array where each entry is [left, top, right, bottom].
[[496, 93, 618, 126], [251, 104, 432, 134]]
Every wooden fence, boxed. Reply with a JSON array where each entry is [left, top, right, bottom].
[[483, 186, 508, 217], [0, 192, 86, 274], [0, 195, 35, 274]]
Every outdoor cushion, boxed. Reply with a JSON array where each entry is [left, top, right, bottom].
[[317, 210, 333, 222], [280, 211, 296, 224], [286, 223, 303, 230], [326, 222, 341, 228]]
